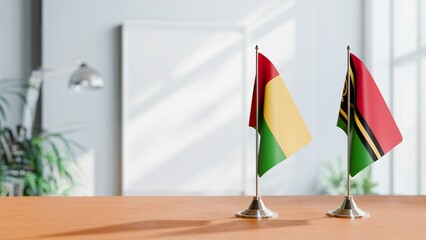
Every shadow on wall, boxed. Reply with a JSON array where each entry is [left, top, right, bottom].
[[122, 0, 307, 195]]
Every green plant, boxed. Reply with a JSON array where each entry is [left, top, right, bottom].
[[318, 156, 378, 195], [0, 78, 80, 196], [0, 126, 82, 196]]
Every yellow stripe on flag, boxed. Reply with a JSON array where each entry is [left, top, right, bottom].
[[349, 67, 355, 85], [354, 112, 382, 159], [263, 76, 311, 157], [340, 108, 348, 121]]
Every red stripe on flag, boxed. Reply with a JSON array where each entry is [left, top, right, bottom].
[[249, 53, 280, 127], [351, 53, 403, 153]]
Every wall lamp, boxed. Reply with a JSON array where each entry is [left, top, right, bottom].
[[22, 61, 105, 136]]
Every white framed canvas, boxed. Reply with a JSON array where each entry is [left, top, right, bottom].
[[121, 21, 249, 195]]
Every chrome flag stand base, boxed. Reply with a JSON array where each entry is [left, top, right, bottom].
[[327, 195, 370, 219], [236, 196, 278, 219]]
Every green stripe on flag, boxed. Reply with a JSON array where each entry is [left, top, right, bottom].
[[350, 130, 375, 176], [258, 114, 287, 177], [337, 116, 347, 133]]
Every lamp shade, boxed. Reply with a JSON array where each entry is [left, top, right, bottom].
[[69, 63, 104, 90]]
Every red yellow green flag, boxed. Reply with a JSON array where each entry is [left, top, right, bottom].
[[338, 53, 403, 176], [249, 53, 311, 177]]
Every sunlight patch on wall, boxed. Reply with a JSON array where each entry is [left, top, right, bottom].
[[393, 61, 418, 194], [123, 24, 245, 195]]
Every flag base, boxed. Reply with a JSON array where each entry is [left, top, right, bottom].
[[327, 195, 370, 219], [236, 196, 278, 219]]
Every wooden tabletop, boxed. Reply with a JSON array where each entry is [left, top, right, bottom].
[[1, 196, 425, 239]]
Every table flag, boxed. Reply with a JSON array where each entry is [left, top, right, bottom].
[[249, 53, 311, 177], [337, 53, 403, 177]]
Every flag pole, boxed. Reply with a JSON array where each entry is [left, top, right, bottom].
[[236, 45, 277, 219], [255, 45, 259, 198], [346, 46, 351, 198], [326, 46, 369, 219]]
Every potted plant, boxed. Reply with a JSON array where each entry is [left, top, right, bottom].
[[318, 156, 378, 195], [0, 79, 80, 196]]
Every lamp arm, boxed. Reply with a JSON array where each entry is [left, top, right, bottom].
[[34, 64, 77, 78], [22, 60, 103, 136], [21, 61, 80, 136], [22, 71, 43, 136]]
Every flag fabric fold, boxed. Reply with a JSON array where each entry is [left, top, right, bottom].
[[249, 53, 311, 177], [338, 53, 403, 177]]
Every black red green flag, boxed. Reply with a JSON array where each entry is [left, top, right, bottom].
[[338, 53, 403, 177]]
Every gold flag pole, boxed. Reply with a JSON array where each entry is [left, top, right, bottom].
[[236, 45, 277, 219], [327, 46, 369, 219]]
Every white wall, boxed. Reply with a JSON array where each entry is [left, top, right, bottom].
[[42, 0, 363, 195], [364, 0, 393, 194], [315, 0, 364, 192], [365, 0, 426, 195], [0, 0, 31, 127]]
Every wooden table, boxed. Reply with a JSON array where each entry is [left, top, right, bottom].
[[1, 196, 425, 239]]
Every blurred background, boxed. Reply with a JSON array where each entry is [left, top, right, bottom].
[[0, 0, 424, 196]]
